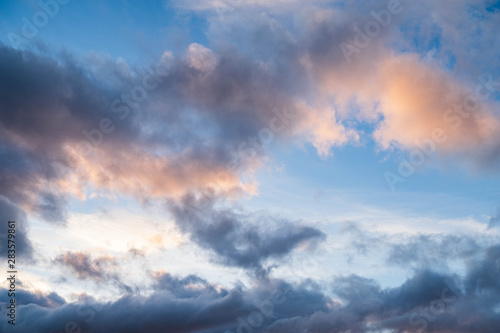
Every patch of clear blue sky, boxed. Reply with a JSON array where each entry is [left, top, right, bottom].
[[244, 141, 499, 224], [486, 0, 500, 11], [1, 0, 209, 65]]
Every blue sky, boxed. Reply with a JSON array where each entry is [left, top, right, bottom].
[[1, 0, 208, 64], [1, 1, 500, 332]]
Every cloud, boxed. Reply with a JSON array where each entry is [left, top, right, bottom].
[[338, 221, 497, 271], [128, 247, 146, 257], [373, 54, 500, 158], [54, 251, 133, 293], [0, 45, 131, 223], [55, 251, 116, 280], [152, 270, 226, 298], [295, 1, 500, 166], [0, 196, 34, 260], [187, 43, 219, 73], [465, 245, 500, 295], [489, 207, 500, 229], [3, 245, 500, 332], [0, 30, 357, 225], [169, 194, 326, 275], [0, 288, 66, 308], [0, 274, 328, 333], [296, 6, 500, 165], [387, 234, 483, 269], [169, 0, 325, 12], [0, 44, 250, 223]]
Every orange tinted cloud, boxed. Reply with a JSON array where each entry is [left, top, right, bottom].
[[374, 54, 500, 153]]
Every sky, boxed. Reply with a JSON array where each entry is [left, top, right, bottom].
[[0, 0, 500, 332]]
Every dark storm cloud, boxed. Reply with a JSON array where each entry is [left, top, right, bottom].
[[0, 196, 33, 259], [3, 245, 500, 332], [169, 194, 326, 274], [0, 274, 328, 333], [0, 287, 66, 308]]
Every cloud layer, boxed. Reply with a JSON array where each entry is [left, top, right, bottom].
[[1, 245, 499, 332]]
